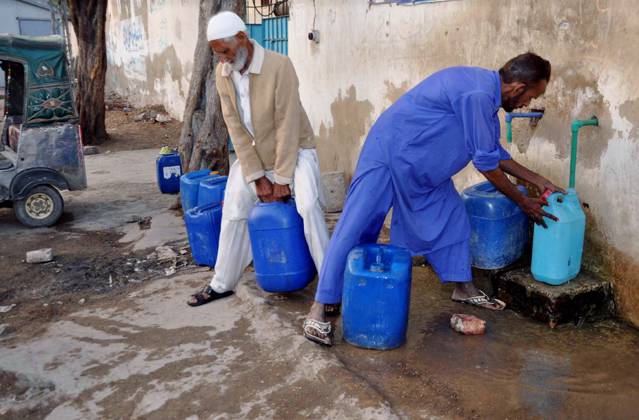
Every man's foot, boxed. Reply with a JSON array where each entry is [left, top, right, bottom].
[[187, 285, 234, 307], [324, 303, 341, 317], [451, 282, 505, 311], [307, 301, 326, 322], [303, 301, 334, 346]]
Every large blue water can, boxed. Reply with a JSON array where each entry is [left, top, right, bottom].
[[248, 200, 315, 293], [180, 169, 217, 212], [532, 189, 585, 285], [342, 244, 412, 350], [197, 176, 228, 207], [462, 181, 529, 269], [184, 203, 223, 267], [156, 151, 182, 194]]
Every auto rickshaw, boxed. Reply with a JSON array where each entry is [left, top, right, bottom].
[[0, 34, 86, 227]]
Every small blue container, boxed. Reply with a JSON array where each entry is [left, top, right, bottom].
[[342, 244, 412, 350], [180, 169, 216, 212], [197, 176, 228, 207], [184, 202, 223, 267], [532, 189, 585, 285], [248, 200, 315, 293], [462, 181, 529, 269], [156, 152, 182, 194]]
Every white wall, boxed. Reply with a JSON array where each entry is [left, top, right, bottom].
[[105, 0, 200, 120], [288, 0, 639, 325]]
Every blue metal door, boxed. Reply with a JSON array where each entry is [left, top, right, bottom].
[[263, 17, 288, 56], [247, 24, 265, 46]]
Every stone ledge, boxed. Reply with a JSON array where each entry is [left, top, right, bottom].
[[493, 268, 616, 328]]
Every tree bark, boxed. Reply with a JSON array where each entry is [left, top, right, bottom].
[[178, 0, 245, 175], [68, 0, 108, 145]]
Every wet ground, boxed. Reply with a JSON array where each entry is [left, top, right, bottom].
[[345, 275, 639, 418], [263, 267, 639, 419]]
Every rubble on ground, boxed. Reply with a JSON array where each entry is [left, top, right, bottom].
[[83, 145, 100, 155], [26, 248, 54, 264], [450, 313, 486, 335]]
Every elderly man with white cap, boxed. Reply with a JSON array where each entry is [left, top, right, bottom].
[[187, 11, 330, 306]]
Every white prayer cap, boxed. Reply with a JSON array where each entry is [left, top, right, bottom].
[[207, 11, 247, 41]]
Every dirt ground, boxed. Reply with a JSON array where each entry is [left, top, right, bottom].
[[0, 109, 183, 340], [2, 112, 639, 419], [103, 108, 182, 153]]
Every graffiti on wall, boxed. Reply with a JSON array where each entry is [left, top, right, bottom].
[[122, 16, 146, 53], [150, 0, 167, 14], [106, 15, 149, 81], [156, 17, 169, 51]]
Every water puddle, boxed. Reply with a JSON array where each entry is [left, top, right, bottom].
[[332, 267, 639, 418]]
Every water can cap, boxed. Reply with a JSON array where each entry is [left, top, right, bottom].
[[159, 146, 173, 155]]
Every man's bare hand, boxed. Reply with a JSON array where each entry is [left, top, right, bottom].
[[534, 177, 567, 202], [255, 176, 274, 202], [272, 183, 292, 202], [518, 195, 558, 228]]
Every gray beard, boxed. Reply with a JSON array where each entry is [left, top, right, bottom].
[[230, 47, 248, 72]]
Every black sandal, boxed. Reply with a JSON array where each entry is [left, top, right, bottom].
[[187, 285, 234, 307]]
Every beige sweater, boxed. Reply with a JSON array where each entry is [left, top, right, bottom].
[[215, 42, 315, 184]]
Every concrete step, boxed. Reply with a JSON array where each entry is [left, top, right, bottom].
[[491, 268, 616, 328]]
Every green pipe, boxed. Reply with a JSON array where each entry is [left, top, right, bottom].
[[569, 117, 599, 189], [505, 112, 544, 143]]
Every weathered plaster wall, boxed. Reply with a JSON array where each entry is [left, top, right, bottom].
[[288, 0, 639, 326], [105, 0, 200, 120]]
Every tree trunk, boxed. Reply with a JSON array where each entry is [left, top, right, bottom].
[[178, 0, 245, 175], [68, 0, 108, 145]]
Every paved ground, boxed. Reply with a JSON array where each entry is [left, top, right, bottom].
[[0, 149, 398, 419], [2, 148, 639, 419], [0, 271, 397, 419]]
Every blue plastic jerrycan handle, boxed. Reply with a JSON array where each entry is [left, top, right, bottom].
[[541, 188, 564, 205], [370, 249, 385, 273]]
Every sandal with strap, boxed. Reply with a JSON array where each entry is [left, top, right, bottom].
[[187, 285, 234, 307], [303, 318, 334, 346], [452, 290, 506, 311], [324, 303, 341, 317]]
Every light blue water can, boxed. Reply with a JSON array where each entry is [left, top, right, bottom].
[[531, 189, 586, 285]]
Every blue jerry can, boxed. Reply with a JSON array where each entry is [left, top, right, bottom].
[[197, 176, 228, 207], [532, 189, 586, 285], [462, 181, 529, 269], [248, 200, 315, 292], [184, 203, 223, 267], [342, 244, 412, 350], [180, 169, 217, 212], [156, 151, 182, 194]]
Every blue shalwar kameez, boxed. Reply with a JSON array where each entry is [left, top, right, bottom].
[[315, 67, 512, 304]]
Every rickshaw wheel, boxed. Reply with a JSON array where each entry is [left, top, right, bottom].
[[14, 185, 64, 228]]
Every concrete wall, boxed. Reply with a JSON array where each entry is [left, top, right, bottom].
[[288, 0, 639, 326], [105, 0, 200, 120], [0, 0, 54, 87], [103, 1, 279, 118]]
